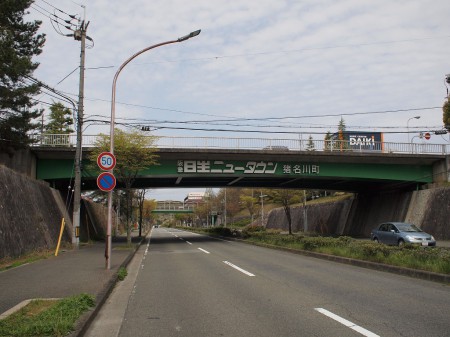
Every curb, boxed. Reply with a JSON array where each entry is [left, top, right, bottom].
[[69, 236, 147, 337]]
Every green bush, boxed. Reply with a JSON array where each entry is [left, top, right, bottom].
[[118, 267, 127, 281], [229, 219, 252, 227], [207, 227, 234, 237]]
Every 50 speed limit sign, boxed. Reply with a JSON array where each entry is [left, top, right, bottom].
[[97, 152, 116, 171]]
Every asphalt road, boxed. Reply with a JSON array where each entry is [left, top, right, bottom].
[[91, 228, 450, 337]]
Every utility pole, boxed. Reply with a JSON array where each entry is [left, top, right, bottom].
[[303, 190, 308, 232], [72, 20, 89, 247]]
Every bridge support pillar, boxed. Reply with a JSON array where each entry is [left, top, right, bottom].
[[432, 155, 450, 184]]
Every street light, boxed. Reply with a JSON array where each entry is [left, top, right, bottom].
[[259, 192, 267, 226], [105, 29, 201, 269], [407, 116, 420, 143]]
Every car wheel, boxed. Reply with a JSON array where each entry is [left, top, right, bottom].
[[373, 237, 379, 243], [398, 239, 405, 247]]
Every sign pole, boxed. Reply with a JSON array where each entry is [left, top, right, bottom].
[[96, 152, 116, 270]]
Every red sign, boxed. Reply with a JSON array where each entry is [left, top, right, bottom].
[[97, 172, 116, 192], [424, 132, 431, 140], [97, 152, 116, 171]]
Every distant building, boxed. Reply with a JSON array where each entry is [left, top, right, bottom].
[[184, 192, 205, 208], [156, 200, 184, 210]]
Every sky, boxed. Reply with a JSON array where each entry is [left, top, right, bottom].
[[27, 0, 450, 201]]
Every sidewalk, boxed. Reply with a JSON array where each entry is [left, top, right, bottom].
[[0, 234, 144, 336]]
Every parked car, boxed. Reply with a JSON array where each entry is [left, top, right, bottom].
[[370, 222, 436, 246]]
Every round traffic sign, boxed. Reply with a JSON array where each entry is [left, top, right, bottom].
[[97, 172, 116, 192], [424, 132, 431, 140], [97, 152, 116, 171]]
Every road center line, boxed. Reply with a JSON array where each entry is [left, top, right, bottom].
[[198, 248, 210, 254], [314, 308, 380, 337], [185, 241, 192, 245], [223, 261, 255, 277]]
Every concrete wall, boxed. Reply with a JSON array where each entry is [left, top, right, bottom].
[[0, 165, 71, 259], [266, 198, 354, 234], [81, 197, 119, 242], [0, 149, 36, 178], [266, 188, 450, 240], [342, 191, 412, 237], [406, 187, 450, 239]]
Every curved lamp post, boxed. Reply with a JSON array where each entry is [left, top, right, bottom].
[[406, 116, 420, 143], [106, 30, 201, 269]]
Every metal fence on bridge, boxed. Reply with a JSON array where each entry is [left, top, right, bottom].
[[31, 134, 450, 155]]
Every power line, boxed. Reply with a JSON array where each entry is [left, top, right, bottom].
[[58, 90, 443, 123], [37, 0, 78, 18], [83, 35, 450, 70]]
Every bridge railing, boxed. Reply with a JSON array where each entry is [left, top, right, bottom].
[[30, 134, 450, 155]]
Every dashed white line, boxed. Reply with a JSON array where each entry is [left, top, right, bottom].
[[198, 248, 210, 254], [314, 308, 380, 337], [186, 241, 192, 245], [223, 261, 255, 277]]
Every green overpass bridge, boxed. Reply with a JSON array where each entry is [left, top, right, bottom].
[[31, 135, 450, 193]]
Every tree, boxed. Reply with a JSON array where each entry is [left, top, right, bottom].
[[443, 100, 450, 131], [0, 0, 46, 155], [324, 131, 332, 151], [270, 189, 302, 235], [43, 102, 74, 145], [217, 188, 241, 225], [336, 117, 349, 151], [45, 102, 74, 133], [240, 189, 258, 224], [136, 189, 146, 237], [306, 135, 315, 151], [90, 129, 159, 245]]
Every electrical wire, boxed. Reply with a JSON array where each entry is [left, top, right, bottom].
[[83, 35, 450, 71], [31, 1, 80, 36], [58, 90, 443, 124], [37, 0, 78, 18]]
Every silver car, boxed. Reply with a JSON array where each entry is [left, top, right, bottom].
[[371, 222, 436, 246]]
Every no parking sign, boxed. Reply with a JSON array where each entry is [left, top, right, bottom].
[[97, 172, 116, 192]]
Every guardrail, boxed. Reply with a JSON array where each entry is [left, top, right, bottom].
[[30, 134, 450, 155]]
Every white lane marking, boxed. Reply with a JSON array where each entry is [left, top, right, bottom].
[[186, 241, 192, 245], [198, 248, 210, 254], [223, 261, 255, 277], [314, 308, 380, 337]]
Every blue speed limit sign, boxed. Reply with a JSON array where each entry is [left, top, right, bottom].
[[97, 152, 116, 171]]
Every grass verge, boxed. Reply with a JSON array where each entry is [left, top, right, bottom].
[[0, 293, 95, 337], [0, 250, 54, 272]]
